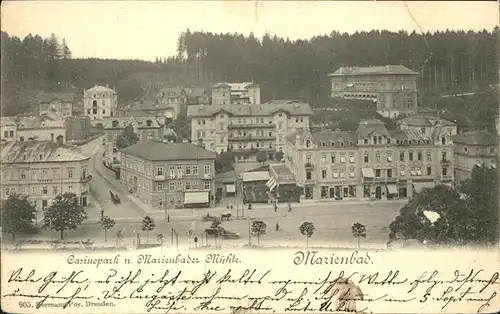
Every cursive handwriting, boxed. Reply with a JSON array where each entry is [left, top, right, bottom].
[[3, 266, 499, 313]]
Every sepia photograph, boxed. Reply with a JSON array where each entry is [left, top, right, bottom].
[[1, 1, 499, 313]]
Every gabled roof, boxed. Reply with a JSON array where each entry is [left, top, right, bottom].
[[121, 141, 216, 161], [212, 82, 231, 89], [398, 115, 456, 127], [452, 131, 499, 146], [187, 101, 313, 117], [329, 65, 418, 76], [86, 85, 115, 92]]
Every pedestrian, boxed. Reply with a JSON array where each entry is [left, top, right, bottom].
[[274, 202, 277, 212], [275, 221, 280, 231], [167, 213, 170, 223]]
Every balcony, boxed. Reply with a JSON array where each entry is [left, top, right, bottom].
[[80, 174, 92, 183], [441, 159, 451, 164], [232, 147, 274, 154], [202, 174, 213, 180], [304, 162, 314, 169], [228, 123, 276, 129], [228, 135, 274, 141], [154, 175, 166, 181], [304, 178, 316, 185]]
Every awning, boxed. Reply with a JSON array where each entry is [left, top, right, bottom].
[[413, 182, 435, 194], [266, 177, 277, 191], [362, 168, 375, 178], [184, 191, 209, 204], [226, 184, 236, 193], [387, 184, 398, 194]]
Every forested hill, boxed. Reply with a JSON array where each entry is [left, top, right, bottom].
[[1, 29, 498, 116]]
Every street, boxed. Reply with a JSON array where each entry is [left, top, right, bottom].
[[18, 136, 405, 248]]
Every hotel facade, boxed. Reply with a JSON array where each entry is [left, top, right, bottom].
[[83, 85, 118, 124], [283, 119, 455, 201]]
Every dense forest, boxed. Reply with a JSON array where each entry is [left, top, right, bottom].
[[1, 28, 498, 116]]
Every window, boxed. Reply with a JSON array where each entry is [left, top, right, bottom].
[[375, 153, 380, 163], [68, 185, 73, 193], [157, 183, 163, 192], [426, 151, 432, 161], [442, 167, 448, 176], [4, 188, 10, 197], [364, 153, 369, 163], [156, 166, 164, 176], [21, 171, 26, 180], [219, 123, 225, 130], [157, 198, 164, 207], [220, 136, 225, 143], [278, 135, 283, 142], [490, 147, 495, 154], [441, 137, 446, 145], [176, 166, 183, 176], [427, 166, 432, 175], [421, 127, 426, 134], [417, 152, 422, 161], [375, 169, 381, 177], [322, 169, 327, 179], [306, 171, 312, 180], [409, 152, 413, 161], [387, 169, 392, 178], [53, 186, 58, 195], [169, 182, 175, 191], [306, 140, 311, 148], [363, 139, 368, 144], [442, 152, 447, 161], [349, 153, 355, 163], [340, 154, 346, 163], [204, 181, 210, 190], [68, 169, 73, 178], [185, 166, 191, 175], [278, 122, 284, 130], [331, 154, 336, 163], [464, 147, 468, 153], [349, 167, 355, 178], [400, 166, 405, 176], [185, 182, 191, 190], [387, 153, 393, 162], [400, 152, 404, 161], [204, 165, 211, 175], [321, 155, 327, 164]]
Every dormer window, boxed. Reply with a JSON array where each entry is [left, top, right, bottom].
[[306, 140, 311, 148], [363, 139, 368, 144], [373, 136, 377, 144], [340, 142, 344, 147], [387, 138, 391, 144], [441, 137, 446, 145], [146, 120, 153, 127]]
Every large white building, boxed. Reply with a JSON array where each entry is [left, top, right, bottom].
[[187, 100, 313, 162], [0, 140, 91, 218], [211, 82, 261, 106], [83, 85, 118, 124]]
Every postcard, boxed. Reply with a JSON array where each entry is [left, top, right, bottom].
[[1, 1, 499, 313]]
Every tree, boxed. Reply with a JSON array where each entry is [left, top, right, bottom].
[[388, 185, 470, 246], [256, 151, 268, 164], [215, 151, 235, 173], [116, 124, 140, 149], [251, 220, 267, 246], [299, 222, 315, 247], [100, 216, 116, 242], [141, 215, 156, 243], [43, 193, 87, 240], [1, 194, 37, 241], [351, 222, 367, 249], [457, 164, 499, 244], [275, 151, 284, 162]]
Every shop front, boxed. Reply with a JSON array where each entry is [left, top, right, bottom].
[[183, 191, 210, 208]]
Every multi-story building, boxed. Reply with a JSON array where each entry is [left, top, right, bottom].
[[102, 116, 162, 166], [187, 100, 313, 162], [452, 131, 498, 183], [0, 117, 66, 144], [120, 140, 217, 209], [328, 65, 419, 118], [38, 93, 74, 120], [397, 114, 457, 137], [211, 82, 261, 105], [284, 119, 454, 201], [83, 85, 118, 124], [0, 140, 91, 218]]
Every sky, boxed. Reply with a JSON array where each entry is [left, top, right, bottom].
[[1, 1, 498, 61]]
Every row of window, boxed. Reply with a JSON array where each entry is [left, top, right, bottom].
[[308, 150, 443, 164], [155, 165, 211, 177], [4, 185, 74, 197], [3, 168, 83, 181], [310, 165, 447, 180], [156, 196, 183, 207], [155, 181, 211, 192], [3, 130, 14, 138]]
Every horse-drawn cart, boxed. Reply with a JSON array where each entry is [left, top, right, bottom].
[[109, 191, 121, 205]]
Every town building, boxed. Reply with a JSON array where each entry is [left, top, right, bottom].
[[215, 170, 238, 201], [284, 119, 454, 201], [66, 116, 92, 142], [328, 65, 419, 118], [38, 92, 74, 120], [102, 116, 162, 167], [0, 117, 66, 144], [120, 140, 217, 209], [0, 140, 91, 218], [187, 100, 313, 162], [211, 82, 261, 105], [83, 85, 118, 124], [397, 114, 457, 137], [452, 131, 498, 183]]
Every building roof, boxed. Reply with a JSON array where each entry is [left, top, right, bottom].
[[227, 82, 256, 91], [86, 85, 115, 92], [187, 100, 313, 118], [102, 116, 160, 129], [121, 141, 216, 161], [398, 115, 456, 127], [389, 128, 429, 142], [452, 131, 499, 146], [242, 171, 270, 182], [37, 92, 76, 103], [212, 82, 231, 89], [14, 116, 65, 129], [329, 65, 418, 76], [1, 141, 89, 163], [216, 170, 237, 183], [356, 119, 390, 138]]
